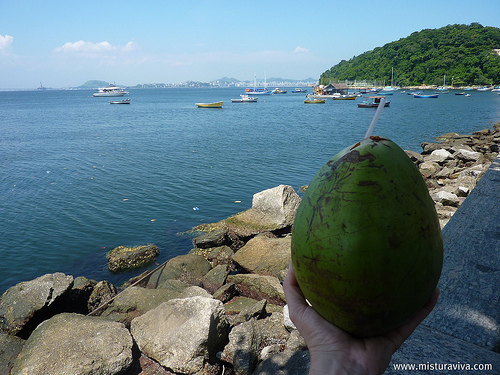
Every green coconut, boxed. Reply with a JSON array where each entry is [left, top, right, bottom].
[[291, 136, 443, 337]]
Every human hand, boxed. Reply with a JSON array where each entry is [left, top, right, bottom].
[[283, 263, 440, 375]]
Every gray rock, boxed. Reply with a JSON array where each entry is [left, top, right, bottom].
[[232, 235, 291, 277], [192, 229, 230, 249], [225, 185, 300, 237], [419, 161, 440, 176], [11, 313, 133, 375], [221, 319, 261, 374], [131, 296, 229, 374], [227, 274, 286, 306], [213, 282, 237, 303], [428, 149, 454, 164], [455, 148, 482, 162], [0, 333, 25, 375], [251, 185, 301, 226], [205, 245, 235, 266], [404, 150, 424, 164], [106, 244, 159, 272], [232, 298, 268, 325], [431, 190, 460, 207], [254, 312, 290, 349], [101, 285, 184, 318], [253, 350, 310, 375], [286, 329, 307, 352], [147, 253, 212, 288], [283, 304, 296, 332], [87, 280, 118, 314], [202, 264, 230, 293], [0, 272, 73, 336]]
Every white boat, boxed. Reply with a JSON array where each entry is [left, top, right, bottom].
[[379, 67, 399, 94], [231, 95, 258, 103], [93, 84, 129, 97], [435, 75, 449, 93]]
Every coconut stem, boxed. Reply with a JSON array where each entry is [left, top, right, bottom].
[[363, 97, 386, 140]]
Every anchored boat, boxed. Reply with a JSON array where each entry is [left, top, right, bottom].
[[196, 101, 223, 108]]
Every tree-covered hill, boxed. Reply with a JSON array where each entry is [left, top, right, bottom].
[[320, 23, 500, 87]]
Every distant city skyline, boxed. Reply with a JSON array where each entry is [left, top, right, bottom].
[[1, 1, 500, 89]]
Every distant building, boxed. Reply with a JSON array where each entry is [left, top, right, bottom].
[[313, 83, 349, 95], [323, 83, 349, 95]]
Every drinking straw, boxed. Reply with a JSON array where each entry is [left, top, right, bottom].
[[363, 97, 386, 139]]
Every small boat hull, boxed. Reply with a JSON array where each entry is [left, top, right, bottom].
[[196, 101, 223, 108], [414, 94, 439, 98], [109, 99, 131, 104], [304, 99, 325, 104], [357, 96, 390, 108]]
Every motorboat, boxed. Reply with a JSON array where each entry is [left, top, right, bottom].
[[231, 95, 258, 103], [196, 101, 223, 108], [414, 93, 439, 98], [291, 88, 308, 93], [332, 94, 356, 100], [272, 88, 287, 94], [357, 96, 390, 108], [93, 84, 129, 97], [304, 98, 325, 104], [109, 99, 131, 104]]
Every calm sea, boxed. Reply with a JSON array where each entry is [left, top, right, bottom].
[[1, 88, 499, 293]]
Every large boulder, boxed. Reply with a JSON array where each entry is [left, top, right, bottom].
[[11, 313, 133, 375], [130, 296, 229, 374], [0, 273, 73, 337], [100, 285, 189, 325], [146, 253, 212, 288], [225, 185, 300, 237], [232, 234, 291, 279], [106, 244, 159, 272], [227, 274, 286, 306]]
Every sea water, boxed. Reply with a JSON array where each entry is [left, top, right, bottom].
[[1, 88, 499, 293]]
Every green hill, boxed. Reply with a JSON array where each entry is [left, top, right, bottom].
[[320, 23, 500, 87], [78, 80, 112, 88]]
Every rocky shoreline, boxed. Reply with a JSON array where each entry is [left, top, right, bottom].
[[1, 124, 499, 375]]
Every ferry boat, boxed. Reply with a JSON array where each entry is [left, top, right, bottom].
[[93, 84, 129, 97]]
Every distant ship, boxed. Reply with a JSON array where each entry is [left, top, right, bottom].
[[245, 73, 272, 95], [37, 82, 47, 91], [92, 84, 129, 97]]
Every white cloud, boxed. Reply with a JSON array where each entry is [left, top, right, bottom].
[[293, 46, 309, 53], [54, 40, 137, 55], [0, 34, 14, 50]]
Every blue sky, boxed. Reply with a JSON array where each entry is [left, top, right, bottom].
[[1, 0, 500, 88]]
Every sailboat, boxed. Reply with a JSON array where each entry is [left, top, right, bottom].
[[379, 67, 399, 94], [245, 73, 272, 95], [435, 75, 449, 93]]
